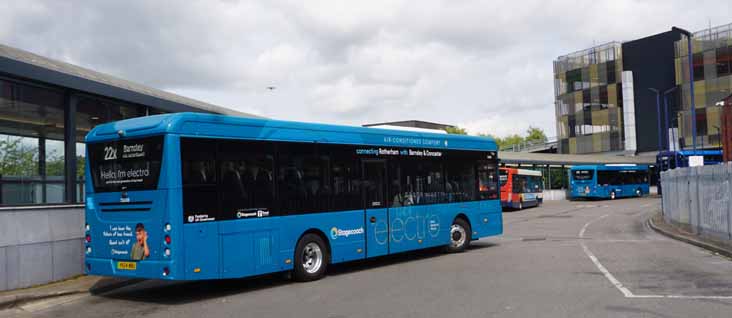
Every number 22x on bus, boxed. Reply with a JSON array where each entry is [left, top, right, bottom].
[[84, 113, 503, 282]]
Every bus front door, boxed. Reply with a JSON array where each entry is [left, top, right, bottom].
[[363, 160, 389, 257]]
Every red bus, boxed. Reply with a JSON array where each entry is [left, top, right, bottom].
[[499, 168, 543, 210]]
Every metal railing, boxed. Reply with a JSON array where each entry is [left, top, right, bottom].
[[500, 137, 558, 153]]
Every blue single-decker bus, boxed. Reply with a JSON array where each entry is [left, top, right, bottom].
[[568, 164, 650, 200], [84, 113, 503, 281]]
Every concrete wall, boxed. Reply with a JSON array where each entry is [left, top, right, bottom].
[[542, 190, 567, 201], [661, 163, 732, 241], [0, 205, 84, 291]]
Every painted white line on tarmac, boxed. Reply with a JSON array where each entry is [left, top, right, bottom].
[[579, 214, 634, 298], [578, 214, 732, 300]]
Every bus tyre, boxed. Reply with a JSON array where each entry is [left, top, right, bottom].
[[610, 191, 616, 200], [447, 218, 471, 253], [293, 234, 329, 282]]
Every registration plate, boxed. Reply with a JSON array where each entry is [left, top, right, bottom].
[[117, 261, 137, 270]]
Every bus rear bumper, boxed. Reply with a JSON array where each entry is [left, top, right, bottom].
[[85, 257, 180, 280]]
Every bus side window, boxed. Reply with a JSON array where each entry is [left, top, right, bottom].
[[181, 138, 218, 222], [278, 143, 325, 214], [217, 140, 276, 219], [390, 158, 445, 206], [445, 159, 476, 203], [477, 160, 499, 200]]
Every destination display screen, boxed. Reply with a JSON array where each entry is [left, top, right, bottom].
[[88, 136, 164, 193], [573, 170, 593, 180]]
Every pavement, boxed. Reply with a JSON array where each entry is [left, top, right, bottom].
[[3, 197, 732, 318], [648, 212, 732, 260], [0, 276, 139, 311]]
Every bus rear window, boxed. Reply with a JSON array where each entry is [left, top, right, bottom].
[[573, 170, 593, 180], [88, 136, 164, 193]]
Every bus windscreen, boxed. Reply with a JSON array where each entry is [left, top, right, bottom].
[[88, 136, 164, 193]]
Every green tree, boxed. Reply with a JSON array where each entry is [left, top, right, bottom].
[[444, 126, 468, 135], [0, 136, 38, 177], [525, 126, 547, 144], [45, 149, 65, 177], [478, 126, 547, 149]]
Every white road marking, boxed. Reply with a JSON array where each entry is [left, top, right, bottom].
[[579, 214, 732, 300], [579, 214, 634, 297]]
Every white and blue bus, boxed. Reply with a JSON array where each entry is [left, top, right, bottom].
[[84, 113, 502, 282], [568, 164, 650, 200]]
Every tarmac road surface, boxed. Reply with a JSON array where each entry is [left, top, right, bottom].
[[5, 197, 732, 318]]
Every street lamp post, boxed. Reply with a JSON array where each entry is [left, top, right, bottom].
[[672, 26, 697, 152], [663, 86, 678, 151], [649, 88, 662, 151]]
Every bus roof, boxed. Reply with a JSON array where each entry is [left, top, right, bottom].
[[657, 149, 722, 157], [86, 112, 497, 152], [571, 164, 649, 171]]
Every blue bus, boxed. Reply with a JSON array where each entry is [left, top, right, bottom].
[[655, 149, 723, 172], [84, 113, 502, 282], [568, 165, 650, 200]]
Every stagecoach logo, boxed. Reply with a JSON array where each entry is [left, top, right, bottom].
[[330, 227, 364, 240], [236, 209, 270, 219]]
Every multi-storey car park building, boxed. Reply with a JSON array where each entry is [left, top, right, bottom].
[[674, 22, 732, 150], [554, 22, 732, 155]]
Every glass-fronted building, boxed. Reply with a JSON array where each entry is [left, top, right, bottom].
[[554, 28, 693, 155], [0, 43, 254, 207], [554, 42, 625, 154], [674, 22, 732, 149], [0, 43, 256, 291]]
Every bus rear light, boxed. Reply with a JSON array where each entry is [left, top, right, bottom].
[[164, 223, 172, 232], [164, 248, 171, 257], [85, 224, 90, 232], [164, 235, 171, 245], [162, 267, 170, 276], [86, 246, 92, 254], [85, 234, 91, 243]]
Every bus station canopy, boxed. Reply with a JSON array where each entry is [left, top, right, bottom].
[[499, 152, 655, 166]]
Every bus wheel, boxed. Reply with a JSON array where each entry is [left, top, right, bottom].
[[636, 189, 642, 197], [447, 218, 471, 253], [293, 234, 329, 282], [610, 191, 616, 200]]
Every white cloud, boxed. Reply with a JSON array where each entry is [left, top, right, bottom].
[[1, 0, 731, 137]]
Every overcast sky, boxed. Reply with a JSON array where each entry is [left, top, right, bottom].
[[1, 1, 730, 137]]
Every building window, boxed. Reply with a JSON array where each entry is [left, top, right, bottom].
[[717, 46, 731, 77], [693, 53, 705, 81], [0, 78, 65, 205]]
